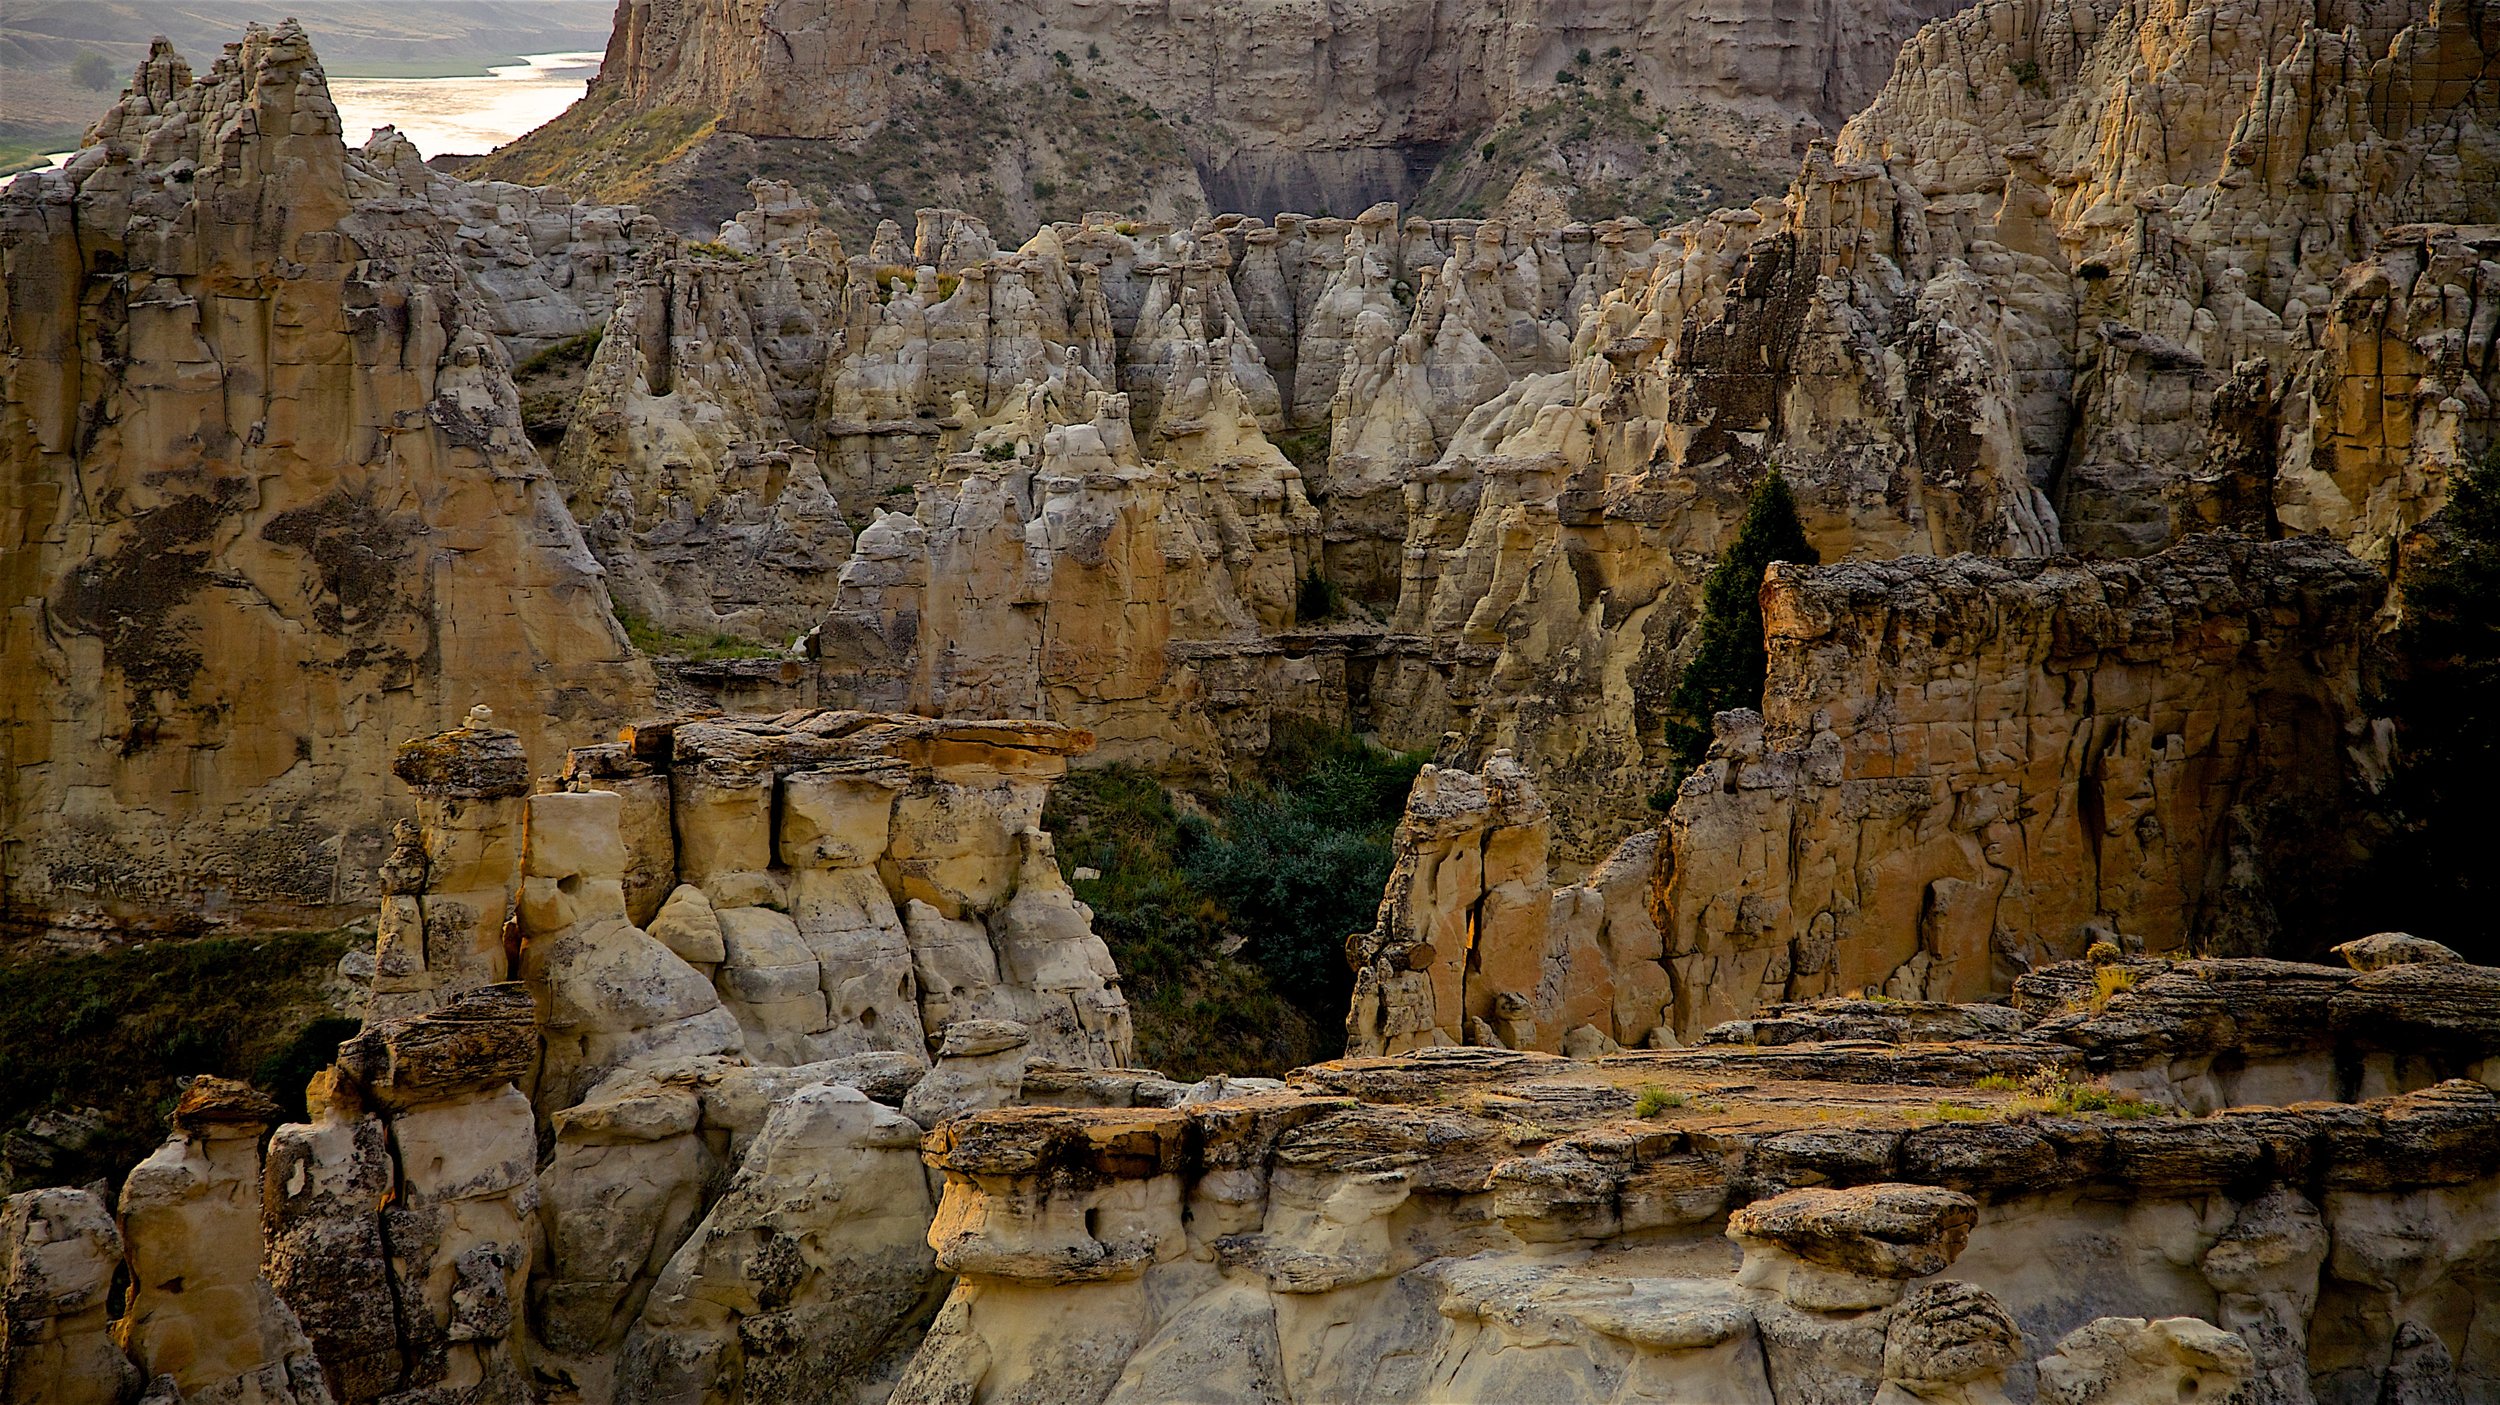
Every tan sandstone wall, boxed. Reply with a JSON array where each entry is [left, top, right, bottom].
[[0, 27, 652, 940]]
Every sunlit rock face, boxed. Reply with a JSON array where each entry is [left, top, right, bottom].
[[0, 24, 652, 940]]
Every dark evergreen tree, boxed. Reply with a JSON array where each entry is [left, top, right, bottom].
[[1663, 472, 1818, 770], [2376, 452, 2500, 958]]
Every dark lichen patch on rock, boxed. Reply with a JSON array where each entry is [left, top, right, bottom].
[[51, 481, 249, 747], [260, 490, 419, 637]]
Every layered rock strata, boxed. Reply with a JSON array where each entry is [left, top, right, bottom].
[[13, 792, 2500, 1404], [896, 948, 2500, 1405], [507, 0, 1968, 226], [1653, 531, 2385, 1030], [0, 26, 652, 940], [19, 0, 2500, 935], [0, 704, 1164, 1405]]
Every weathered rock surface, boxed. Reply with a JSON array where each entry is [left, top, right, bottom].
[[473, 0, 2500, 885], [495, 0, 1967, 230], [15, 864, 2500, 1405], [1652, 533, 2383, 1034], [557, 709, 1135, 1073], [0, 1187, 139, 1405], [887, 954, 2500, 1404], [0, 26, 652, 940]]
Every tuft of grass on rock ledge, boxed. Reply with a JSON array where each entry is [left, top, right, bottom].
[[611, 598, 787, 662], [0, 929, 358, 1193]]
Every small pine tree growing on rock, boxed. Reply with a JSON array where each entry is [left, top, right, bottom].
[[2375, 451, 2500, 957], [1663, 471, 1817, 770]]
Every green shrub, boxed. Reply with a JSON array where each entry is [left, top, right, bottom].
[[980, 440, 1021, 461], [0, 931, 354, 1191], [515, 327, 604, 379], [1663, 472, 1817, 768], [257, 1016, 363, 1122], [1044, 725, 1424, 1074], [610, 597, 783, 661], [71, 51, 115, 90], [1297, 568, 1343, 623]]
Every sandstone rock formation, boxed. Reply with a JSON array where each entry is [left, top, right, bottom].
[[1354, 527, 2384, 1052], [0, 701, 1162, 1405], [11, 4, 2500, 1401], [19, 0, 2500, 938], [882, 952, 2500, 1404], [1347, 752, 1675, 1055], [0, 1186, 139, 1405], [0, 26, 652, 941], [471, 0, 2500, 888], [1653, 532, 2384, 1029]]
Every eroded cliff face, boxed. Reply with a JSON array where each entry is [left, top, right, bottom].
[[0, 706, 1160, 1405], [0, 27, 655, 940], [484, 0, 1968, 232], [473, 0, 2500, 878], [1653, 532, 2386, 1030]]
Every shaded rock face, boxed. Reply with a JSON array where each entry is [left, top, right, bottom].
[[568, 0, 1963, 221], [1354, 532, 2381, 1048], [1653, 533, 2384, 1032], [0, 25, 653, 940]]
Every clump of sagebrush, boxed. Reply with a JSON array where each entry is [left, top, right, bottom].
[[1664, 472, 1817, 769], [514, 327, 603, 379], [2372, 450, 2500, 961], [1633, 1087, 1687, 1117], [1043, 721, 1426, 1075], [0, 930, 356, 1192]]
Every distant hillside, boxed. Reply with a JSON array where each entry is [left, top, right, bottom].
[[1, 1, 614, 161]]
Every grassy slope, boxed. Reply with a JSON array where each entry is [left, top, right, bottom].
[[0, 929, 358, 1192]]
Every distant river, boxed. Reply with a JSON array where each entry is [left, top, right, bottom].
[[47, 50, 603, 169], [329, 51, 603, 159]]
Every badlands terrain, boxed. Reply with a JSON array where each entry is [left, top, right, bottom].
[[4, 0, 2500, 1402]]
